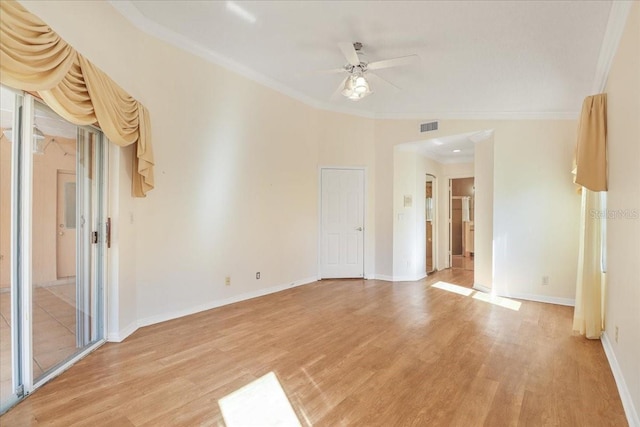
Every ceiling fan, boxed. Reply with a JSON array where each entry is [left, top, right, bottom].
[[321, 42, 419, 101]]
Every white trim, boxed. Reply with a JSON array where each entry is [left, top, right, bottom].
[[472, 283, 491, 293], [107, 320, 138, 343], [374, 274, 426, 282], [137, 276, 319, 328], [109, 1, 581, 122], [20, 95, 35, 394], [591, 1, 634, 93], [106, 141, 120, 344], [375, 111, 579, 121], [602, 332, 640, 427], [496, 291, 575, 307]]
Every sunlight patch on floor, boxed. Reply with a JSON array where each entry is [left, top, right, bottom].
[[472, 291, 522, 311], [219, 371, 301, 427], [430, 281, 521, 311], [431, 281, 474, 296]]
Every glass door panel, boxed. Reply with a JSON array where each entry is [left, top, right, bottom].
[[32, 102, 79, 380], [0, 88, 106, 415], [31, 101, 104, 384]]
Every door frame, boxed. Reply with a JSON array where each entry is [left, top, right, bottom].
[[2, 93, 109, 411], [317, 166, 367, 279], [425, 173, 437, 274], [448, 176, 474, 269]]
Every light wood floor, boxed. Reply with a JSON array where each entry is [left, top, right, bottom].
[[0, 269, 626, 426]]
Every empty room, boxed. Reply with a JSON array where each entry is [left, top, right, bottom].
[[0, 0, 638, 426]]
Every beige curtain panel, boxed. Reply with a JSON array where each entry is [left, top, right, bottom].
[[0, 0, 154, 197], [572, 189, 605, 339], [575, 94, 607, 192]]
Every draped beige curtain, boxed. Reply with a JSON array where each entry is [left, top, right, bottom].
[[575, 94, 607, 191], [0, 0, 154, 197], [572, 93, 607, 339], [573, 189, 605, 338]]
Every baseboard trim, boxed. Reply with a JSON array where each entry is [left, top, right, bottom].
[[602, 332, 640, 427], [107, 320, 138, 343], [137, 276, 319, 328], [496, 291, 575, 307], [472, 283, 492, 293], [374, 274, 426, 282]]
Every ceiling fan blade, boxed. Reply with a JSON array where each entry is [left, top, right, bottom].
[[331, 76, 348, 100], [315, 67, 346, 74], [367, 54, 419, 71], [367, 72, 401, 91], [338, 42, 360, 66]]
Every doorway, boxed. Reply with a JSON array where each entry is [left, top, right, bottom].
[[0, 87, 108, 413], [450, 177, 474, 271], [319, 168, 365, 279], [425, 174, 436, 274]]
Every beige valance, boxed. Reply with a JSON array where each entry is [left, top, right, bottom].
[[575, 94, 607, 192], [0, 0, 154, 197]]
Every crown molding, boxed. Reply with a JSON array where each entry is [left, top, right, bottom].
[[591, 1, 634, 93], [110, 1, 582, 122], [108, 1, 375, 119], [374, 111, 579, 121]]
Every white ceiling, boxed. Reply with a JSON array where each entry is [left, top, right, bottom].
[[398, 131, 480, 164], [113, 0, 614, 119]]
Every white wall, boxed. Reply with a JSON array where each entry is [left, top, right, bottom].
[[391, 148, 443, 280], [107, 145, 138, 340], [133, 33, 322, 324], [474, 136, 494, 290], [392, 150, 418, 280], [492, 121, 580, 304], [603, 2, 640, 424], [376, 119, 579, 304]]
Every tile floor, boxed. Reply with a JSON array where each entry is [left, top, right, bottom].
[[0, 283, 77, 403]]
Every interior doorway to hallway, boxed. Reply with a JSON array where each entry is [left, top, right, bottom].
[[449, 177, 475, 272]]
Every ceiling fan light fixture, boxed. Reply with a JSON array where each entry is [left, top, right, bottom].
[[354, 76, 369, 94], [342, 74, 372, 101]]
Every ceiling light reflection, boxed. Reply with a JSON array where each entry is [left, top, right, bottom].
[[226, 1, 257, 24]]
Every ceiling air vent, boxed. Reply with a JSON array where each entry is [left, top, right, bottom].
[[420, 121, 439, 133]]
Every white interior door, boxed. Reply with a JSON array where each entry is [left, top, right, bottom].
[[320, 168, 364, 278]]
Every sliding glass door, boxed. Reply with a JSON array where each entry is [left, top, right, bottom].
[[0, 86, 21, 411], [0, 87, 107, 413]]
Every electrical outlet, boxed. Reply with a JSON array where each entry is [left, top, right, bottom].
[[615, 326, 619, 343], [256, 272, 260, 279], [542, 276, 549, 286], [225, 276, 231, 286]]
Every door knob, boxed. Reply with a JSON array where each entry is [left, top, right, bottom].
[[59, 231, 64, 236], [355, 227, 363, 231]]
